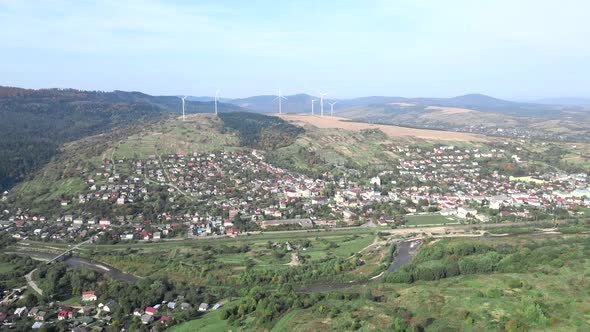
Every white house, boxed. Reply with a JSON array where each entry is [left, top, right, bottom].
[[198, 303, 209, 312], [457, 207, 478, 219]]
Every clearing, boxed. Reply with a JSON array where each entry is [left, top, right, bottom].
[[278, 114, 488, 142], [425, 106, 474, 114]]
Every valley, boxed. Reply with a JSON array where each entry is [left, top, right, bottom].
[[4, 1, 590, 331], [0, 89, 589, 332]]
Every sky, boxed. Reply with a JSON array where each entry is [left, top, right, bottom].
[[1, 0, 589, 99]]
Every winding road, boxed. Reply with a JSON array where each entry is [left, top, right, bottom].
[[25, 269, 42, 295]]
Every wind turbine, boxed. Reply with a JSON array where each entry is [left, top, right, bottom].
[[181, 96, 187, 121], [329, 101, 337, 116], [214, 90, 220, 115], [311, 99, 316, 116], [273, 88, 287, 114], [319, 92, 327, 116]]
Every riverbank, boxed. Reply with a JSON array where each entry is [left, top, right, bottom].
[[11, 250, 137, 282]]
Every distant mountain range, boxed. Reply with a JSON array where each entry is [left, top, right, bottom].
[[531, 97, 590, 107], [185, 92, 588, 116]]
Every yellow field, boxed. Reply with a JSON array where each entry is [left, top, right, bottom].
[[278, 114, 489, 142]]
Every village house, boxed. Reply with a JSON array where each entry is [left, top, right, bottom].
[[34, 310, 47, 321], [14, 306, 28, 317], [57, 310, 74, 320], [457, 207, 478, 219], [82, 291, 97, 302], [199, 303, 209, 312], [27, 307, 39, 318], [31, 322, 44, 329], [100, 299, 118, 313], [160, 315, 171, 326], [141, 314, 154, 324]]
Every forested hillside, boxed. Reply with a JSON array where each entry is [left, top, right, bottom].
[[0, 86, 244, 191], [219, 112, 304, 150]]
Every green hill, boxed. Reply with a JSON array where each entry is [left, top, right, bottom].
[[0, 86, 247, 191]]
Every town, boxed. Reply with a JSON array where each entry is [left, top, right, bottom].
[[2, 142, 588, 245], [0, 286, 220, 330]]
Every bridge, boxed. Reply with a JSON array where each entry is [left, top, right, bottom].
[[45, 237, 94, 265]]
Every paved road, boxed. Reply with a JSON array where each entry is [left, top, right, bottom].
[[25, 269, 42, 295], [141, 220, 544, 243], [377, 220, 537, 236], [158, 155, 193, 200]]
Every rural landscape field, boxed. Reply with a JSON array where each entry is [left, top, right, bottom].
[[2, 1, 590, 331]]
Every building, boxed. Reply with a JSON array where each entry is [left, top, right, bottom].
[[160, 315, 170, 326], [27, 307, 39, 318], [31, 322, 44, 329], [34, 311, 47, 321], [457, 207, 478, 219], [14, 306, 28, 317], [82, 291, 97, 302], [141, 314, 154, 324], [101, 300, 118, 312], [198, 303, 209, 312], [57, 310, 74, 320]]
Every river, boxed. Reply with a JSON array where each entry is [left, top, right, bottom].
[[13, 251, 137, 282], [388, 239, 422, 272], [298, 239, 422, 293]]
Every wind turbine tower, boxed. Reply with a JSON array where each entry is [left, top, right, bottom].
[[319, 92, 327, 116], [181, 96, 187, 121], [214, 89, 220, 115], [329, 101, 337, 116], [311, 99, 316, 116], [274, 88, 287, 114]]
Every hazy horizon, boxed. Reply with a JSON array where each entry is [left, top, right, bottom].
[[1, 0, 589, 99]]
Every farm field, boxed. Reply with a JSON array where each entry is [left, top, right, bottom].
[[278, 114, 489, 142]]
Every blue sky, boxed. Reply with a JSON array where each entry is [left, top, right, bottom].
[[1, 0, 589, 99]]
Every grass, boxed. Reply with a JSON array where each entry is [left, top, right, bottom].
[[405, 214, 460, 226], [168, 311, 228, 332], [45, 228, 381, 285], [111, 115, 240, 160], [16, 177, 87, 203], [0, 262, 16, 273], [271, 309, 304, 332], [58, 296, 82, 305], [330, 234, 375, 257], [271, 235, 590, 331], [509, 176, 547, 184], [272, 126, 400, 172]]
